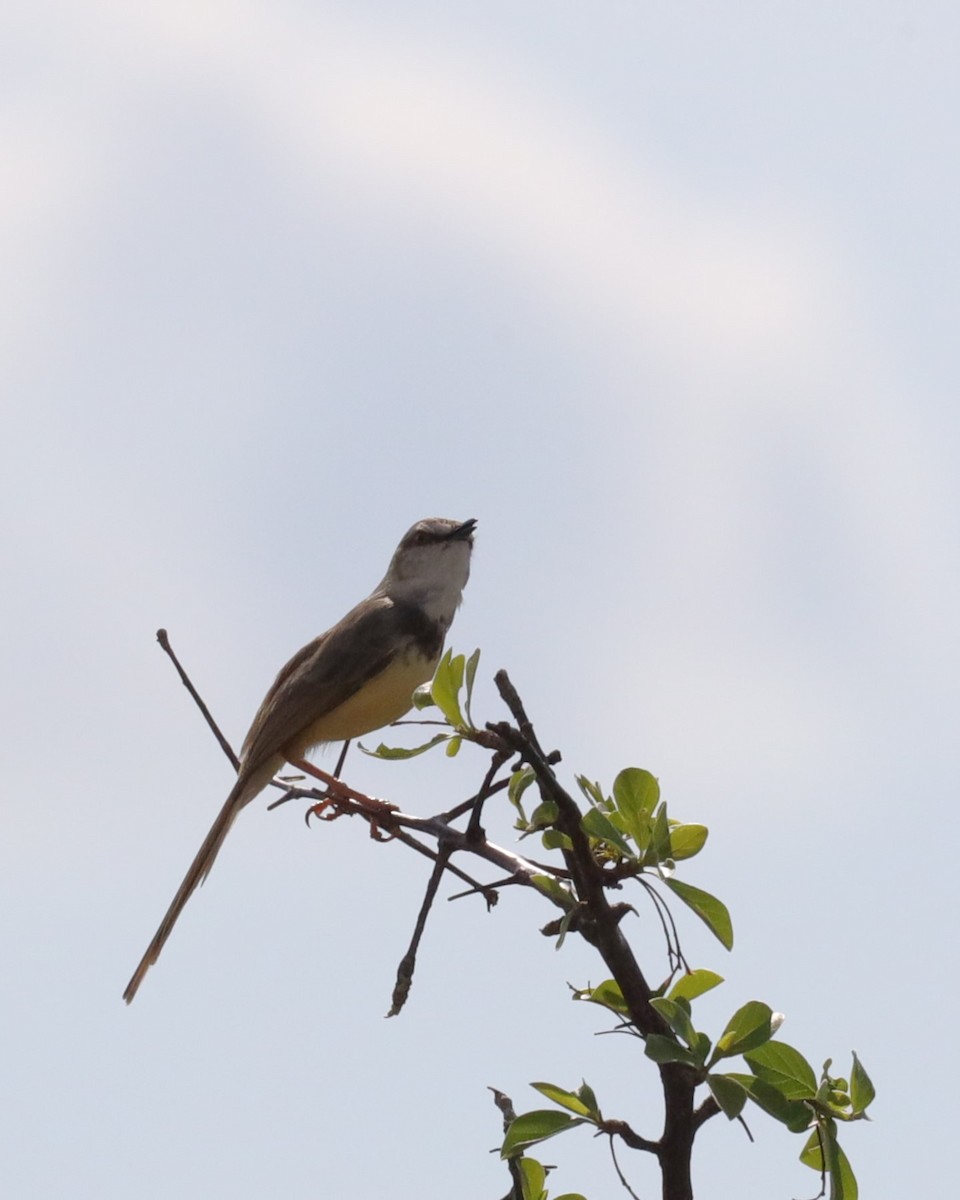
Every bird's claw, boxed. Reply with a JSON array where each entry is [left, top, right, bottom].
[[304, 790, 399, 832]]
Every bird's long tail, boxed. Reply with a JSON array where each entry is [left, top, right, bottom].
[[123, 765, 272, 1004]]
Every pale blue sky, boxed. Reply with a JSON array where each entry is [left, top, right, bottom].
[[2, 3, 958, 1197]]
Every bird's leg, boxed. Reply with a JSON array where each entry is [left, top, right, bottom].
[[289, 757, 398, 825], [332, 739, 350, 779]]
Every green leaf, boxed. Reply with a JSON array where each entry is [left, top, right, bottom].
[[574, 979, 629, 1016], [581, 806, 636, 858], [463, 647, 481, 728], [508, 766, 537, 823], [744, 1041, 818, 1100], [529, 800, 560, 830], [800, 1120, 859, 1200], [411, 683, 436, 710], [531, 1082, 593, 1118], [644, 1034, 702, 1068], [541, 829, 573, 851], [501, 1111, 585, 1158], [359, 733, 450, 759], [667, 969, 724, 1003], [430, 649, 465, 726], [650, 998, 699, 1050], [613, 767, 660, 816], [668, 823, 709, 860], [509, 765, 536, 803], [612, 768, 659, 846], [724, 1073, 812, 1133], [712, 1001, 778, 1061], [706, 1073, 748, 1120], [518, 1157, 547, 1200], [575, 775, 607, 807], [663, 878, 734, 950], [850, 1052, 875, 1115], [643, 802, 672, 865], [554, 908, 576, 949], [445, 735, 462, 757], [531, 874, 576, 910], [576, 1081, 600, 1120]]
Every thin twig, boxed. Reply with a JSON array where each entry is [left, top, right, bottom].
[[466, 750, 511, 842], [447, 875, 526, 901], [383, 826, 499, 906], [489, 1089, 524, 1200], [157, 628, 239, 770], [267, 777, 501, 902], [442, 776, 511, 822], [494, 669, 551, 760], [637, 878, 690, 975], [382, 810, 549, 887], [388, 845, 452, 1017], [798, 1122, 828, 1200], [607, 1133, 645, 1200]]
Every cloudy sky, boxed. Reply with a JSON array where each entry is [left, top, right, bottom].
[[2, 3, 957, 1197]]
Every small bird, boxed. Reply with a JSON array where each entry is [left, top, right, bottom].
[[123, 516, 476, 1003]]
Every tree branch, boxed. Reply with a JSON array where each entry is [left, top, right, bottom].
[[155, 638, 708, 1200], [600, 1118, 661, 1156], [388, 845, 451, 1017]]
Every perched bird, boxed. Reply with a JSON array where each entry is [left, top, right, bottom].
[[123, 516, 476, 1003]]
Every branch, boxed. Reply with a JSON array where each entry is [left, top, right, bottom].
[[492, 670, 698, 1200], [465, 749, 511, 842], [490, 1090, 524, 1200], [157, 628, 239, 770], [388, 846, 451, 1017], [692, 1095, 721, 1131], [600, 1118, 661, 1156], [156, 638, 704, 1199], [489, 676, 665, 1039]]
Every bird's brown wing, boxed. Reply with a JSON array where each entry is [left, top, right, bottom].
[[237, 594, 412, 780]]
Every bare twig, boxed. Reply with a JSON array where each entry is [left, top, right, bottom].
[[388, 846, 452, 1017], [441, 776, 511, 822], [157, 628, 239, 770], [493, 669, 551, 761], [158, 627, 309, 812], [447, 875, 525, 901], [637, 878, 690, 976], [799, 1123, 828, 1200], [466, 749, 511, 842], [490, 1089, 524, 1200], [383, 826, 499, 906], [607, 1134, 645, 1199]]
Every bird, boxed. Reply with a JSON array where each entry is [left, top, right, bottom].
[[123, 516, 476, 1003]]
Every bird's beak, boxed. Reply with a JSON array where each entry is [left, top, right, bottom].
[[450, 518, 477, 541]]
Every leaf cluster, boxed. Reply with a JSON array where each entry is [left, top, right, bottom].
[[361, 648, 481, 760], [369, 651, 875, 1199]]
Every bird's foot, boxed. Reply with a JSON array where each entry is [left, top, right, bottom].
[[290, 758, 398, 832]]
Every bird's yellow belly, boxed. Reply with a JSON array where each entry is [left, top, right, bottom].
[[296, 651, 437, 749]]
